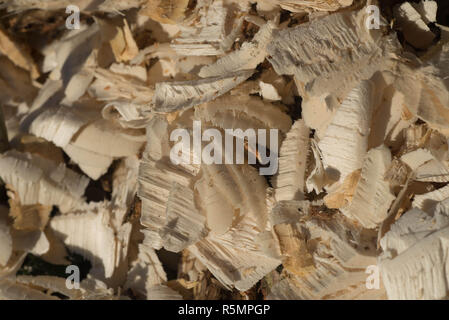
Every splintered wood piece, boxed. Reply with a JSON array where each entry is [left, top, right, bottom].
[[7, 186, 51, 231], [187, 163, 281, 291], [198, 21, 276, 78], [63, 119, 145, 180], [268, 200, 384, 300], [267, 9, 399, 100], [195, 94, 292, 135], [273, 120, 310, 201], [394, 2, 436, 49], [412, 0, 438, 24], [412, 184, 449, 213], [125, 242, 168, 298], [29, 106, 90, 148], [0, 150, 89, 213], [343, 145, 395, 229], [161, 183, 208, 252], [50, 203, 132, 285], [141, 0, 190, 24], [379, 201, 449, 299], [109, 20, 139, 62], [318, 80, 376, 182], [267, 0, 353, 13], [394, 44, 449, 132], [0, 278, 59, 300], [153, 70, 254, 113], [0, 206, 12, 267], [188, 236, 281, 291], [169, 0, 241, 56], [0, 26, 39, 79]]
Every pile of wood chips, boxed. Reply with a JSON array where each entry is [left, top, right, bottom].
[[0, 0, 448, 300]]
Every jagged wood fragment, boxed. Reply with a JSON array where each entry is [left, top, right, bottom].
[[125, 242, 168, 298], [147, 285, 183, 300], [414, 159, 449, 183], [198, 21, 275, 78], [264, 0, 353, 12], [0, 150, 89, 213], [140, 0, 189, 24], [7, 186, 51, 231], [318, 80, 376, 182], [343, 145, 395, 229], [195, 94, 292, 135], [0, 26, 39, 78], [270, 202, 314, 276], [412, 0, 437, 24], [153, 70, 253, 113], [273, 120, 309, 201], [306, 138, 332, 193], [64, 119, 145, 180], [379, 201, 449, 299], [269, 200, 384, 300], [400, 148, 435, 171], [0, 278, 59, 300], [0, 206, 12, 267], [29, 106, 90, 148], [188, 164, 281, 291], [111, 156, 140, 226], [161, 183, 208, 252], [267, 8, 398, 101], [394, 43, 449, 132], [195, 164, 269, 234], [394, 2, 436, 49], [14, 275, 117, 300], [169, 0, 242, 56], [324, 169, 361, 209], [139, 158, 195, 249], [41, 24, 100, 83], [412, 184, 449, 213], [189, 236, 281, 291], [109, 19, 139, 62], [50, 203, 132, 285]]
